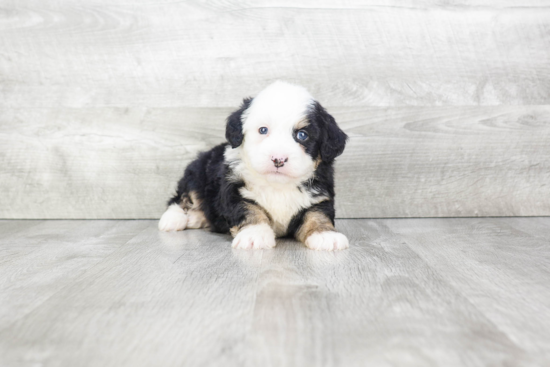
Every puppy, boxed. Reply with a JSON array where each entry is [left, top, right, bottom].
[[158, 81, 349, 251]]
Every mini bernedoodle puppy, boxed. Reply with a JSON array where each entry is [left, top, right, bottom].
[[158, 81, 349, 251]]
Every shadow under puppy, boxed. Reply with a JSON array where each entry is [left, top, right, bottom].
[[159, 81, 348, 251]]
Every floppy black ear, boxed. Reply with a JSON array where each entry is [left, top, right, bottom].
[[225, 97, 253, 148], [312, 102, 348, 162]]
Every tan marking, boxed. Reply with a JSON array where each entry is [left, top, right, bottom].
[[230, 226, 240, 237], [295, 118, 310, 130], [179, 191, 202, 211], [179, 195, 192, 211], [230, 203, 272, 238], [295, 210, 335, 243], [187, 210, 210, 229], [314, 155, 322, 169], [189, 191, 201, 207], [179, 190, 210, 229]]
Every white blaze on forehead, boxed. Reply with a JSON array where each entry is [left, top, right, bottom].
[[224, 81, 326, 235], [242, 81, 314, 131]]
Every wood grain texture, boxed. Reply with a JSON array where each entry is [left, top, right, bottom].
[[1, 0, 550, 218], [1, 218, 549, 366], [336, 105, 550, 217], [1, 106, 549, 218], [0, 220, 152, 330], [0, 221, 261, 367], [1, 1, 550, 107], [385, 217, 550, 361]]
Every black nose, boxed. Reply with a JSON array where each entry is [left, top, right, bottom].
[[272, 157, 288, 168]]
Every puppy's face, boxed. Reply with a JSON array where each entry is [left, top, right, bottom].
[[226, 81, 347, 184]]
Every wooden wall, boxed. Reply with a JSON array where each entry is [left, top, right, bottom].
[[1, 1, 549, 218]]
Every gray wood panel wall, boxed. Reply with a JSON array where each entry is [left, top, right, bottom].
[[1, 1, 549, 219]]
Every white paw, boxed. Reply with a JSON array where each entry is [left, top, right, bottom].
[[232, 223, 276, 250], [305, 231, 349, 251], [158, 204, 188, 232]]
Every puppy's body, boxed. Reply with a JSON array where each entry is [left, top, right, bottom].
[[159, 81, 349, 250]]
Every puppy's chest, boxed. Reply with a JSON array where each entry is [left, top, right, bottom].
[[239, 184, 323, 236]]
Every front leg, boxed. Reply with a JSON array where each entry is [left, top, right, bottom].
[[295, 206, 349, 251], [230, 202, 276, 250]]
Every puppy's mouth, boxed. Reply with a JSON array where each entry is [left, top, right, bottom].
[[266, 170, 288, 176], [264, 169, 294, 178]]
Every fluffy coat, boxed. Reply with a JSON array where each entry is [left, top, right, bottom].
[[159, 81, 349, 251]]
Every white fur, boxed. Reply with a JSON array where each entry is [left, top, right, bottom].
[[232, 223, 276, 250], [160, 81, 348, 251], [225, 145, 327, 236], [240, 81, 316, 184], [158, 204, 188, 232], [305, 231, 349, 251], [224, 81, 329, 237]]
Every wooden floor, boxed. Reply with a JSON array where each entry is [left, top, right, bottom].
[[0, 218, 549, 367]]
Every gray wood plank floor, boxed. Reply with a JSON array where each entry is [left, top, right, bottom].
[[0, 218, 549, 367]]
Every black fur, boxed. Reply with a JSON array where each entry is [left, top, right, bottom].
[[225, 97, 253, 148], [291, 101, 348, 164], [287, 199, 336, 237], [166, 99, 346, 238], [168, 143, 247, 233], [308, 102, 348, 163]]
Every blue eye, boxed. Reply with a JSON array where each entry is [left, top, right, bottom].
[[259, 127, 268, 134], [296, 130, 308, 141]]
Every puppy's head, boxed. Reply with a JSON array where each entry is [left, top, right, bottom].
[[226, 81, 347, 184]]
